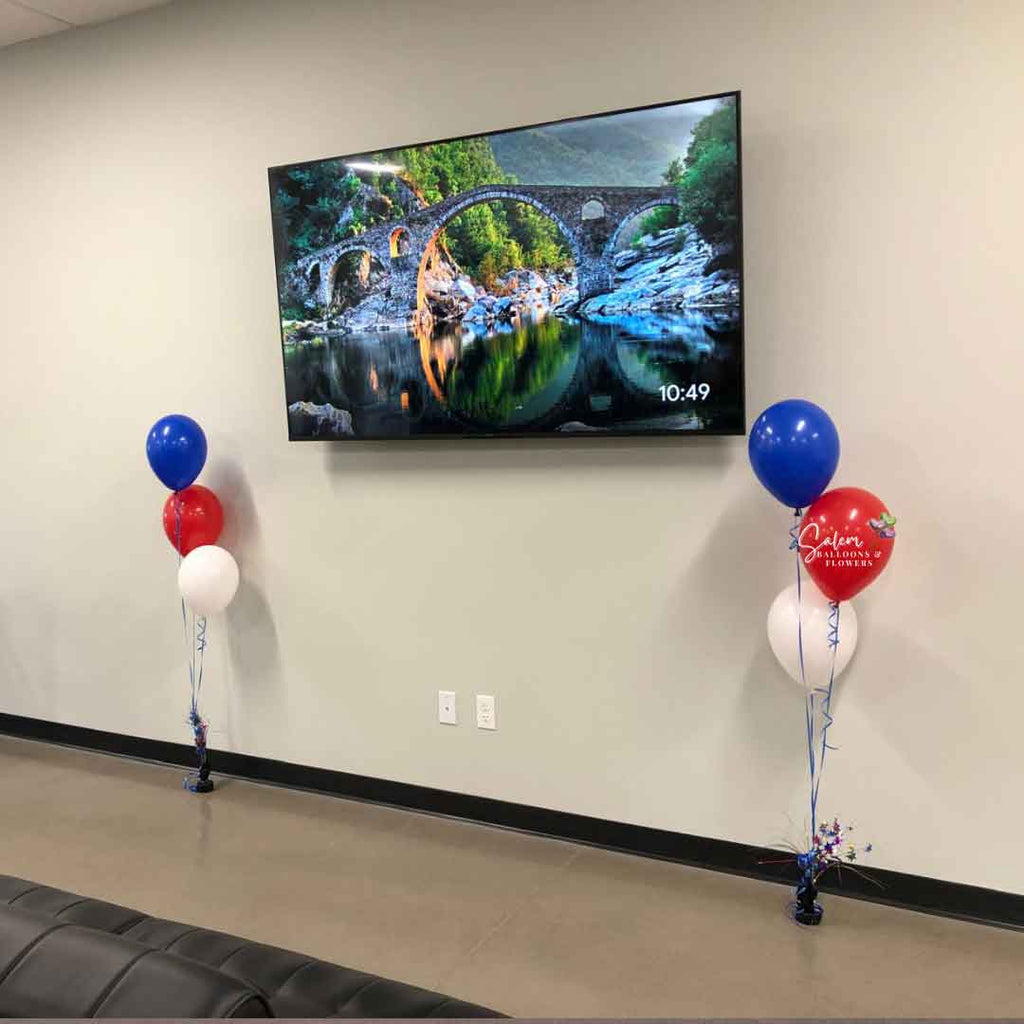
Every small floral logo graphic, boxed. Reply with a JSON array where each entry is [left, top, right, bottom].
[[868, 511, 897, 540]]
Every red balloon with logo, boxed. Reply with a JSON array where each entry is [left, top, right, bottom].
[[798, 487, 895, 602], [162, 485, 224, 556]]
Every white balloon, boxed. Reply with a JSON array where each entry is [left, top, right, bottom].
[[767, 582, 857, 689], [178, 545, 239, 616]]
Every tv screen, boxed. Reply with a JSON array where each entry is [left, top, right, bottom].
[[269, 91, 743, 440]]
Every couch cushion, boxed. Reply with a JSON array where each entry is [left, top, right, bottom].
[[0, 875, 504, 1017], [0, 903, 60, 969], [125, 919, 504, 1017], [91, 945, 271, 1019], [3, 881, 145, 933], [0, 905, 270, 1018]]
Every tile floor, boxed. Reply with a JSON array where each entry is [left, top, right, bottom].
[[1, 736, 1022, 1017]]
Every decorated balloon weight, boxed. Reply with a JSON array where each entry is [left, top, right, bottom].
[[163, 485, 224, 556], [144, 413, 238, 795], [747, 401, 893, 927], [798, 487, 896, 602]]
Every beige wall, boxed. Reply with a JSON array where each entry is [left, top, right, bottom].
[[1, 0, 1022, 891]]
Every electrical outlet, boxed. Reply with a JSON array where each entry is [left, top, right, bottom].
[[438, 690, 457, 725], [475, 694, 496, 730]]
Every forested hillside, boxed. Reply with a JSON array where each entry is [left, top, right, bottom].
[[488, 124, 678, 186], [485, 102, 713, 185]]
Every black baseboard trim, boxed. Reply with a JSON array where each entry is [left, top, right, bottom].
[[2, 711, 1022, 932]]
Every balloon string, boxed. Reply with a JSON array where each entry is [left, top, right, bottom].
[[811, 602, 841, 816], [180, 596, 193, 694], [175, 495, 208, 776], [790, 508, 816, 845], [176, 498, 193, 698], [194, 616, 207, 713], [173, 492, 183, 565], [791, 509, 843, 849]]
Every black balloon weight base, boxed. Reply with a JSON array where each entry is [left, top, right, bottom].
[[794, 900, 824, 926], [794, 877, 824, 926], [184, 748, 213, 794]]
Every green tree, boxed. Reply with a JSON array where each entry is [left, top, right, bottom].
[[442, 199, 571, 281], [636, 205, 679, 238], [675, 105, 738, 248], [380, 140, 572, 280], [271, 162, 365, 259], [663, 157, 685, 186]]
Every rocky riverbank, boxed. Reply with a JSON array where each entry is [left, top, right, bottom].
[[284, 257, 577, 341], [287, 400, 354, 438], [579, 227, 738, 319], [432, 266, 578, 331], [282, 224, 737, 343]]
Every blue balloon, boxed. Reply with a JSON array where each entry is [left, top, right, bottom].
[[748, 399, 839, 509], [146, 414, 207, 491]]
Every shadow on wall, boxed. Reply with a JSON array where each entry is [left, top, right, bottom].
[[0, 593, 57, 718], [320, 433, 741, 483], [737, 642, 812, 845], [645, 491, 783, 744], [852, 620, 984, 802], [201, 458, 284, 739], [641, 491, 816, 844]]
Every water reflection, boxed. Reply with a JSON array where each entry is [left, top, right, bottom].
[[420, 316, 580, 429], [613, 310, 740, 394], [283, 308, 742, 437]]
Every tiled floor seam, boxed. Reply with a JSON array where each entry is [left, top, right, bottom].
[[431, 846, 584, 990]]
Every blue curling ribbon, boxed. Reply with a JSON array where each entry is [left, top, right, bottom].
[[175, 497, 209, 788], [173, 492, 183, 559], [811, 602, 840, 818], [790, 508, 843, 865], [189, 613, 207, 720], [790, 509, 817, 843]]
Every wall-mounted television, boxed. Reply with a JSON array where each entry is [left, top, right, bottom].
[[269, 91, 743, 440]]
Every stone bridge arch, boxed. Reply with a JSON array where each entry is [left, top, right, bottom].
[[293, 223, 395, 308], [603, 195, 683, 255], [411, 187, 584, 310], [320, 244, 384, 310], [389, 226, 411, 258], [291, 183, 682, 314]]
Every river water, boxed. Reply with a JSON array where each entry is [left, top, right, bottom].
[[283, 309, 742, 438]]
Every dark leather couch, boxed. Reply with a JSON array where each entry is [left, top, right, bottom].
[[0, 875, 503, 1018]]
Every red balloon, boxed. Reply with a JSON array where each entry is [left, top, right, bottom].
[[162, 485, 223, 555], [798, 487, 895, 602]]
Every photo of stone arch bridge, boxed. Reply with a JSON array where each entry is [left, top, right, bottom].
[[273, 92, 743, 439], [290, 183, 680, 315]]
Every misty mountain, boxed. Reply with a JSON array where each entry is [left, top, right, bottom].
[[487, 99, 728, 186]]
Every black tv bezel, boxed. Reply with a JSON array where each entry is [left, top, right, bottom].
[[268, 89, 745, 442]]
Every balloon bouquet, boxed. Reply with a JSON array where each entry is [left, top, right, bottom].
[[749, 399, 896, 925], [145, 415, 240, 793]]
